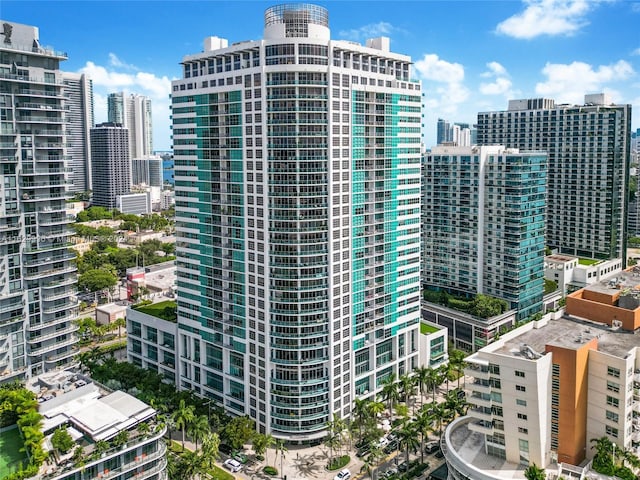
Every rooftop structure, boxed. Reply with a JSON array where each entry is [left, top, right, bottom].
[[26, 370, 166, 480]]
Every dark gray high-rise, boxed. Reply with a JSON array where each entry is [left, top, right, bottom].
[[477, 94, 631, 261], [90, 122, 130, 209]]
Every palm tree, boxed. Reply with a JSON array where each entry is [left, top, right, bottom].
[[200, 432, 220, 471], [431, 402, 449, 439], [414, 407, 435, 464], [173, 399, 196, 449], [324, 431, 342, 465], [426, 367, 441, 402], [180, 449, 203, 480], [188, 414, 210, 450], [360, 455, 376, 480], [438, 362, 452, 393], [449, 349, 466, 388], [262, 433, 275, 466], [413, 366, 430, 403], [398, 373, 416, 409], [397, 421, 419, 465], [444, 389, 468, 419], [380, 374, 400, 419], [275, 439, 287, 478], [524, 463, 546, 480], [113, 317, 126, 338], [591, 436, 615, 473], [367, 400, 385, 419], [353, 398, 370, 443]]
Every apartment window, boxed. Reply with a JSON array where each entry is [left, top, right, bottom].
[[515, 370, 525, 378], [607, 381, 620, 393], [606, 396, 619, 408], [516, 399, 527, 407], [607, 366, 620, 378], [606, 410, 619, 423], [517, 413, 528, 420], [518, 427, 528, 434], [606, 425, 619, 438], [516, 385, 526, 392]]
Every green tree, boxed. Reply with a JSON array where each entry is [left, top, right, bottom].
[[397, 421, 419, 465], [398, 373, 416, 404], [173, 399, 196, 449], [415, 406, 435, 465], [221, 415, 255, 451], [426, 367, 442, 402], [449, 349, 466, 388], [188, 414, 210, 450], [78, 268, 118, 293], [524, 463, 546, 480], [200, 432, 220, 471], [275, 439, 287, 477], [51, 427, 75, 453], [470, 294, 508, 318], [380, 374, 400, 419], [113, 317, 126, 338], [413, 366, 430, 403]]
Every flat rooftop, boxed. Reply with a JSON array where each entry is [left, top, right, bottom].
[[546, 254, 576, 263], [581, 268, 640, 296], [496, 315, 640, 359], [29, 370, 155, 442]]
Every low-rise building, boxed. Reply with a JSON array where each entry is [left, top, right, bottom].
[[96, 302, 128, 325], [544, 255, 623, 293], [28, 369, 166, 480], [127, 301, 178, 384], [418, 321, 448, 369], [444, 280, 640, 479]]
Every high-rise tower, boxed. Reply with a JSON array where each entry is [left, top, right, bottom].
[[0, 21, 79, 381], [477, 94, 631, 262], [172, 3, 422, 441], [422, 145, 547, 322], [108, 92, 153, 158], [62, 72, 94, 193], [90, 122, 130, 209]]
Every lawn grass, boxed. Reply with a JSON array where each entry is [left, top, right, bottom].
[[134, 300, 177, 322], [420, 322, 439, 335], [578, 257, 600, 266], [0, 427, 26, 479], [209, 465, 235, 480]]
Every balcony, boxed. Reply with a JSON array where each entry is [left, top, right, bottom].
[[43, 288, 76, 301], [0, 300, 25, 314], [43, 298, 77, 314], [24, 252, 75, 267], [23, 265, 77, 280], [29, 335, 78, 357], [44, 345, 80, 363], [468, 420, 494, 435], [0, 316, 24, 327], [28, 313, 77, 331], [28, 323, 79, 344]]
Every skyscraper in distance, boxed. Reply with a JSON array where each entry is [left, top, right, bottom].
[[477, 94, 631, 262], [0, 20, 79, 381], [90, 122, 130, 209], [172, 3, 422, 440], [62, 72, 94, 193], [108, 92, 153, 159]]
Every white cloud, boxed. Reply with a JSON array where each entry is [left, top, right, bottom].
[[79, 61, 174, 150], [108, 53, 138, 71], [535, 60, 635, 104], [415, 54, 465, 83], [338, 22, 406, 41], [632, 47, 640, 56], [415, 53, 470, 132], [496, 0, 600, 39], [479, 61, 514, 97]]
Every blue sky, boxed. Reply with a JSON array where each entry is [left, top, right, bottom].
[[4, 0, 639, 150]]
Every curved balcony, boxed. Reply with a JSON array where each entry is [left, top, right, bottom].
[[43, 345, 80, 363], [28, 323, 79, 344], [444, 416, 529, 480]]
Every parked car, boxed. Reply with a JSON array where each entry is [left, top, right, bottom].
[[425, 441, 440, 454], [356, 446, 371, 458], [223, 459, 242, 472], [233, 452, 248, 464], [435, 448, 444, 458], [334, 468, 351, 480], [383, 467, 398, 478], [219, 444, 233, 455], [383, 440, 399, 454], [397, 461, 409, 472]]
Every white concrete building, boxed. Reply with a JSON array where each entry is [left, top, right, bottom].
[[172, 3, 422, 441], [544, 255, 623, 293], [444, 313, 640, 480]]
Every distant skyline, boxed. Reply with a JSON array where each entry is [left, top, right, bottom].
[[4, 0, 639, 150]]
